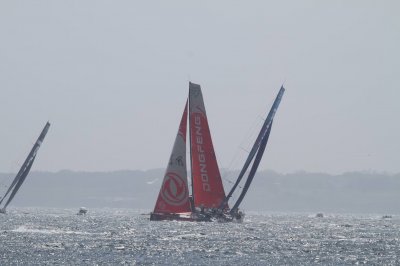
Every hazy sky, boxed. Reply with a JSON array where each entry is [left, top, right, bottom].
[[0, 1, 399, 174]]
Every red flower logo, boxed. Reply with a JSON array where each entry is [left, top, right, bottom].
[[160, 172, 188, 206]]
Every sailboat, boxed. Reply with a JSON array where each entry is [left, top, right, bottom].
[[0, 122, 50, 214], [150, 82, 284, 222], [218, 85, 285, 220]]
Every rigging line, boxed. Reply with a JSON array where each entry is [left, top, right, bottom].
[[220, 90, 278, 190], [220, 115, 265, 185], [221, 128, 262, 187], [239, 147, 250, 153], [231, 123, 272, 213], [219, 86, 285, 210], [221, 176, 244, 189]]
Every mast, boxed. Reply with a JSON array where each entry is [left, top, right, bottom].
[[219, 86, 285, 210], [0, 122, 50, 212], [230, 122, 272, 214], [188, 82, 195, 204]]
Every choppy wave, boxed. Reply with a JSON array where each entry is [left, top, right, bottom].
[[0, 208, 400, 265], [10, 225, 96, 235]]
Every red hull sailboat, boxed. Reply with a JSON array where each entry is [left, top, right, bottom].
[[150, 82, 284, 222], [150, 82, 225, 221]]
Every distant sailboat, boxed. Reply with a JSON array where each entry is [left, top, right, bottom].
[[0, 122, 50, 214], [77, 207, 88, 215], [219, 86, 285, 218], [150, 82, 284, 222]]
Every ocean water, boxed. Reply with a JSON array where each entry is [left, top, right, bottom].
[[0, 208, 399, 265]]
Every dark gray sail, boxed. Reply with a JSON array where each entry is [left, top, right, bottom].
[[219, 86, 285, 210], [0, 122, 50, 213], [230, 122, 272, 214]]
